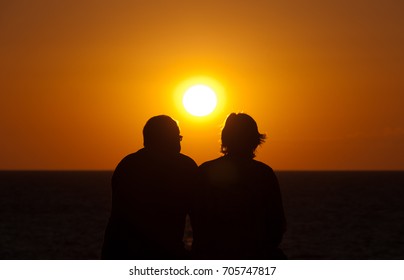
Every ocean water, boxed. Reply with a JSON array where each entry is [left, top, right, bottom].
[[0, 171, 403, 260]]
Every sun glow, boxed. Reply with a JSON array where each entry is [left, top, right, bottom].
[[182, 85, 217, 116], [174, 76, 225, 120]]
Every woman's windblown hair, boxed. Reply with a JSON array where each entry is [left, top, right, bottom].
[[220, 113, 266, 158]]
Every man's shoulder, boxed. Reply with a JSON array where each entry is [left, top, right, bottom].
[[113, 150, 142, 171], [119, 149, 144, 162], [115, 149, 197, 173], [178, 153, 198, 168]]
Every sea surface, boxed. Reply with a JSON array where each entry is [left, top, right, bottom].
[[0, 171, 403, 259]]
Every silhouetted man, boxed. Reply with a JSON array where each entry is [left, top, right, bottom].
[[191, 113, 286, 259], [102, 115, 197, 259]]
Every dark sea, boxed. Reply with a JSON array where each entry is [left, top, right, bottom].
[[0, 171, 403, 260]]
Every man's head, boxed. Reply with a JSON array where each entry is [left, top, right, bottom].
[[143, 115, 182, 153], [221, 113, 266, 158]]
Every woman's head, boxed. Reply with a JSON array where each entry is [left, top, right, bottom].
[[221, 113, 266, 158]]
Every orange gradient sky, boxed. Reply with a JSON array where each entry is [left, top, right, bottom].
[[1, 0, 403, 170]]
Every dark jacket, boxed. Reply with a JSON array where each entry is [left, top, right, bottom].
[[102, 148, 197, 259], [191, 155, 286, 259]]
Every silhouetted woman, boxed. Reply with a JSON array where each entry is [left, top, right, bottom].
[[191, 113, 286, 259]]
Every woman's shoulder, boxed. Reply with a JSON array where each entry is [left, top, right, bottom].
[[198, 156, 234, 170], [251, 159, 274, 172]]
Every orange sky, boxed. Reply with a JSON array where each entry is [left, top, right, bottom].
[[1, 0, 403, 170]]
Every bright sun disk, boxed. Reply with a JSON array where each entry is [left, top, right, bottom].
[[182, 85, 217, 116]]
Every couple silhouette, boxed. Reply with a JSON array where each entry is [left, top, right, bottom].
[[101, 113, 286, 260]]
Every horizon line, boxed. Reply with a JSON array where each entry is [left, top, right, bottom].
[[1, 169, 404, 172]]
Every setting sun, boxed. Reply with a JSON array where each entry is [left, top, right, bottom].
[[182, 85, 217, 117]]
